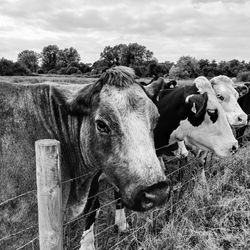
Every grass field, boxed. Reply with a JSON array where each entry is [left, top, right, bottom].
[[1, 75, 250, 250], [83, 139, 249, 250]]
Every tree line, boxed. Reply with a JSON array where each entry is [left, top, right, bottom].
[[1, 43, 250, 81]]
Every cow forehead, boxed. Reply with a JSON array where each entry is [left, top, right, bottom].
[[98, 84, 158, 116], [213, 84, 238, 99]]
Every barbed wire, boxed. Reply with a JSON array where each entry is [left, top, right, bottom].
[[64, 198, 121, 226], [15, 236, 38, 250], [109, 191, 195, 250], [110, 151, 250, 249], [0, 189, 36, 208], [2, 127, 250, 248], [0, 224, 38, 243], [94, 154, 248, 249], [2, 128, 250, 210], [94, 167, 210, 249], [61, 171, 99, 185]]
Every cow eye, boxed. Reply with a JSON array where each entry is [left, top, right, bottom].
[[96, 120, 110, 134], [216, 94, 224, 101]]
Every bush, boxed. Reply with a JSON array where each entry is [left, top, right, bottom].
[[237, 71, 250, 82], [78, 62, 91, 73], [66, 66, 81, 75], [37, 69, 44, 74], [13, 62, 31, 76], [0, 58, 30, 76], [0, 58, 15, 75], [68, 62, 79, 68], [57, 67, 67, 75], [48, 68, 57, 74], [133, 66, 147, 77]]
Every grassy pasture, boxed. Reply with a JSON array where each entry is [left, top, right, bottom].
[[83, 140, 249, 250], [0, 74, 98, 85], [1, 75, 250, 249]]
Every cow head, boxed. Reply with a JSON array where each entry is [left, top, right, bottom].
[[210, 75, 247, 128], [171, 76, 238, 157], [53, 66, 170, 211]]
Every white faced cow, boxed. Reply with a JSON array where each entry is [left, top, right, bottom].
[[0, 66, 171, 250], [184, 75, 248, 163]]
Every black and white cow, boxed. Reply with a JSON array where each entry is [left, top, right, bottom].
[[180, 75, 248, 163], [235, 82, 250, 145]]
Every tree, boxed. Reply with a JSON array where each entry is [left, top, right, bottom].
[[57, 47, 80, 68], [0, 58, 30, 76], [100, 44, 127, 67], [121, 43, 153, 66], [92, 59, 110, 73], [78, 62, 91, 74], [99, 43, 154, 68], [198, 59, 210, 76], [169, 65, 182, 79], [146, 61, 173, 77], [41, 45, 59, 72], [176, 56, 199, 78], [17, 50, 40, 73]]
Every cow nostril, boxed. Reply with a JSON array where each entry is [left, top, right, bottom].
[[141, 199, 154, 210], [238, 116, 242, 122], [231, 144, 238, 154]]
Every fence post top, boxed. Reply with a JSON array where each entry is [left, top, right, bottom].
[[35, 139, 60, 146]]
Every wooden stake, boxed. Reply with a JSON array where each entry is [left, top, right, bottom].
[[35, 139, 63, 250]]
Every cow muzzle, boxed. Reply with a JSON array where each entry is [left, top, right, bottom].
[[231, 113, 248, 128], [123, 181, 172, 211], [215, 140, 238, 157]]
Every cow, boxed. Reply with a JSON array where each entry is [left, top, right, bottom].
[[0, 66, 172, 250], [101, 76, 239, 236], [138, 78, 177, 89], [235, 82, 250, 145], [138, 78, 178, 103], [154, 76, 238, 157], [182, 75, 248, 164]]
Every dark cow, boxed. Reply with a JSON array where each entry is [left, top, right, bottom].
[[0, 66, 171, 250], [138, 78, 177, 103], [235, 82, 250, 145]]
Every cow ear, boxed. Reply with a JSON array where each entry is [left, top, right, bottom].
[[144, 77, 166, 102], [234, 84, 249, 98], [51, 83, 101, 115], [186, 92, 208, 117]]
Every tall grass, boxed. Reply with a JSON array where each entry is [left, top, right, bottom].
[[86, 144, 250, 250]]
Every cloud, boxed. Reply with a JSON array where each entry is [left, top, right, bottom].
[[0, 0, 250, 63], [192, 0, 247, 4]]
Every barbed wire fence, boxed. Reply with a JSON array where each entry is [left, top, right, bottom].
[[0, 127, 249, 249]]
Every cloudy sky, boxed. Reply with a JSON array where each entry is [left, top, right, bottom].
[[0, 0, 249, 64]]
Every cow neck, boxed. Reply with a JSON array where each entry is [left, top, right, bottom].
[[154, 84, 199, 150], [238, 85, 250, 115], [31, 84, 92, 178]]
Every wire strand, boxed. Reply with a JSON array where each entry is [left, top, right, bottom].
[[15, 237, 38, 250], [0, 225, 38, 243], [0, 190, 36, 208]]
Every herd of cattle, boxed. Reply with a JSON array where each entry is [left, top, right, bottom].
[[0, 66, 249, 250]]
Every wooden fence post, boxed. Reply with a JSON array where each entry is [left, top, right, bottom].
[[35, 139, 63, 250]]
